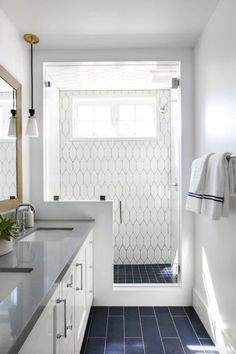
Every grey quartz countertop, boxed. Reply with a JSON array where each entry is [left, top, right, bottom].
[[0, 219, 95, 354]]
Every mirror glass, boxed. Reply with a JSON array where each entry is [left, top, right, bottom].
[[0, 78, 17, 201]]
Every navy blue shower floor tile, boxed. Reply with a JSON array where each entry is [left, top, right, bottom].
[[81, 306, 219, 354], [114, 264, 178, 284]]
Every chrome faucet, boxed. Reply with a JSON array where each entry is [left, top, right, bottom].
[[15, 203, 36, 232]]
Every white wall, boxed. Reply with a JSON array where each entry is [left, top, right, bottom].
[[0, 9, 30, 201], [194, 0, 236, 352], [32, 48, 194, 306]]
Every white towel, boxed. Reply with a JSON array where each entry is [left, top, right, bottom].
[[186, 153, 214, 214], [201, 152, 232, 220], [229, 158, 236, 196]]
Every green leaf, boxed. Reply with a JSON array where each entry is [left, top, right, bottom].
[[0, 216, 17, 241]]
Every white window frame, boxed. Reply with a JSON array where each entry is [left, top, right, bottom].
[[70, 94, 159, 141]]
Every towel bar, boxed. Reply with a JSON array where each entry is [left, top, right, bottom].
[[227, 154, 236, 160]]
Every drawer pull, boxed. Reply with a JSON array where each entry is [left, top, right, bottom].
[[56, 298, 67, 338], [76, 263, 83, 291]]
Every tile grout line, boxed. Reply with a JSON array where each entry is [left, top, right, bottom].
[[183, 307, 208, 352], [138, 307, 146, 354], [168, 307, 187, 354], [153, 306, 167, 354], [122, 306, 125, 354], [103, 307, 109, 354]]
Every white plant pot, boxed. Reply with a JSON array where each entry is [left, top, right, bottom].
[[0, 238, 13, 256]]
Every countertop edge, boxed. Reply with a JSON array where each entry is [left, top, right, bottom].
[[6, 220, 95, 354]]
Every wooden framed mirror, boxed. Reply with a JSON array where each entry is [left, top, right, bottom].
[[0, 65, 22, 212]]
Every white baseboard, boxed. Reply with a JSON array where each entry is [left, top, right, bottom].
[[193, 288, 236, 354]]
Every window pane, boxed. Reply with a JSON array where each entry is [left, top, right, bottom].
[[118, 120, 135, 137], [135, 105, 155, 137], [77, 105, 93, 121], [119, 105, 135, 121], [94, 121, 112, 136], [94, 105, 111, 122], [76, 121, 93, 137], [136, 105, 153, 122]]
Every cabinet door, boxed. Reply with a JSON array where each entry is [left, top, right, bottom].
[[19, 284, 63, 354], [61, 294, 75, 354], [85, 234, 93, 310], [74, 246, 86, 354]]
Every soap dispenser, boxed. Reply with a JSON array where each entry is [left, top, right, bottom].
[[24, 207, 34, 228]]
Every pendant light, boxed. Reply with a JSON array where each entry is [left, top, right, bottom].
[[8, 88, 17, 137], [24, 33, 39, 137]]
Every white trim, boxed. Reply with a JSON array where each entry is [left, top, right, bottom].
[[193, 288, 236, 353]]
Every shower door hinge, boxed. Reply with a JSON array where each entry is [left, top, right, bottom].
[[173, 263, 180, 275], [172, 78, 180, 89], [45, 81, 51, 87]]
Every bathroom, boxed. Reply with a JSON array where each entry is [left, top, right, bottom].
[[0, 0, 235, 353]]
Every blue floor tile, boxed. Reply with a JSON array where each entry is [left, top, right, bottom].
[[173, 316, 201, 354], [85, 338, 106, 354], [184, 307, 210, 339], [83, 306, 213, 354], [125, 338, 144, 354], [141, 316, 164, 354], [106, 316, 124, 354], [114, 264, 178, 284], [109, 307, 124, 316], [163, 338, 185, 354], [139, 307, 154, 316], [169, 307, 186, 316], [125, 307, 142, 337], [154, 307, 178, 338], [89, 307, 108, 337]]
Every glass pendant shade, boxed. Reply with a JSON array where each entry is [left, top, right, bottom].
[[26, 116, 39, 137], [8, 114, 17, 137]]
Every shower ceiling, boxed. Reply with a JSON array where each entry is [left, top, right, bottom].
[[46, 62, 180, 90]]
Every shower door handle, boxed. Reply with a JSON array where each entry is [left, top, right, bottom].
[[119, 201, 122, 224]]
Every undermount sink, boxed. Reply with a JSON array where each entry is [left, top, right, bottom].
[[20, 228, 74, 242]]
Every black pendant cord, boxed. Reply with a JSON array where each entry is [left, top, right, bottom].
[[12, 89, 15, 110], [31, 43, 33, 110]]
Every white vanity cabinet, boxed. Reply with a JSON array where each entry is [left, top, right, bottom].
[[19, 232, 93, 354], [18, 284, 64, 354], [74, 231, 93, 353]]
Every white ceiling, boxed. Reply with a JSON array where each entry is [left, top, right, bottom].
[[0, 0, 219, 50], [46, 62, 180, 90]]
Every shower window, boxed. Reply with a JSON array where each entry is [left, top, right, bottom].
[[71, 96, 157, 139]]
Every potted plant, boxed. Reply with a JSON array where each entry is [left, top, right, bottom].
[[0, 215, 17, 256]]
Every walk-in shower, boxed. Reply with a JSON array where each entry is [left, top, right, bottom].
[[44, 61, 181, 285]]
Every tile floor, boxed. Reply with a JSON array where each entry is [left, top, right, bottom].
[[81, 306, 219, 354], [114, 264, 178, 284]]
